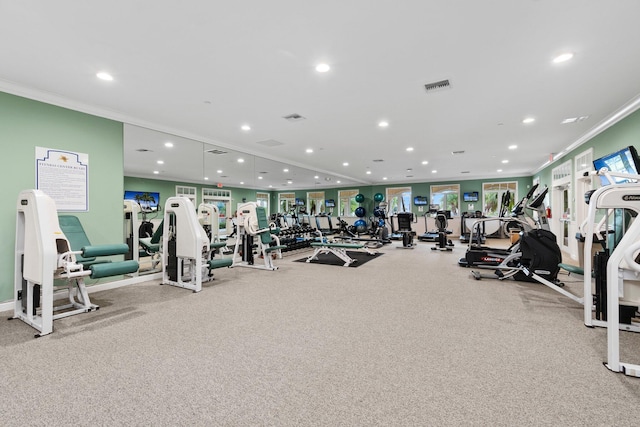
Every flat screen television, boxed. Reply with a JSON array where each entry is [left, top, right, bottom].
[[593, 146, 640, 185], [463, 191, 479, 202], [295, 198, 305, 206], [124, 190, 160, 212], [325, 199, 335, 208], [414, 196, 428, 206]]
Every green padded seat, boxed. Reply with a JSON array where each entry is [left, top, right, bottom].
[[310, 242, 364, 249], [256, 207, 287, 252], [558, 263, 584, 276], [208, 258, 233, 269]]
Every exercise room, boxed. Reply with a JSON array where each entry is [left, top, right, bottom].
[[2, 1, 640, 425]]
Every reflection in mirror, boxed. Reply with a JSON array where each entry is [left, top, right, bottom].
[[124, 124, 361, 192]]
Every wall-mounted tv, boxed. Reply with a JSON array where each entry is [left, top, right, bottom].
[[414, 196, 428, 206], [593, 146, 640, 185], [325, 199, 336, 208], [463, 191, 479, 202], [295, 198, 305, 206], [124, 190, 160, 212]]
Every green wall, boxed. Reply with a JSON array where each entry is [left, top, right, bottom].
[[0, 92, 124, 303]]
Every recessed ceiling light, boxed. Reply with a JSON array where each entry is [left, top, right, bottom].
[[237, 158, 244, 163], [157, 160, 164, 164], [378, 121, 389, 128], [432, 170, 437, 173], [336, 180, 341, 184], [217, 170, 222, 174], [315, 63, 330, 73], [406, 168, 412, 172], [553, 52, 574, 64], [287, 180, 293, 184], [153, 170, 159, 174], [508, 145, 517, 150], [96, 72, 113, 81], [314, 175, 319, 179], [497, 169, 503, 172], [406, 147, 414, 152], [164, 142, 174, 148], [343, 162, 349, 166], [258, 176, 263, 180], [306, 148, 313, 153], [366, 171, 372, 175], [522, 117, 535, 124], [562, 117, 577, 124], [240, 181, 244, 185], [382, 177, 388, 180], [204, 177, 209, 180], [421, 160, 428, 165], [269, 185, 273, 188], [283, 168, 289, 172], [241, 124, 251, 131], [502, 160, 509, 164]]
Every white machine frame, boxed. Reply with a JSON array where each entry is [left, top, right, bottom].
[[14, 190, 98, 336], [232, 202, 284, 271], [162, 197, 231, 292], [582, 169, 640, 375], [124, 199, 161, 275]]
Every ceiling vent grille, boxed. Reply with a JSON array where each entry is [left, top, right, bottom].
[[451, 150, 465, 155], [205, 149, 228, 155], [372, 159, 384, 163], [135, 148, 152, 152], [256, 139, 284, 147], [461, 171, 470, 174], [283, 113, 306, 122], [424, 79, 451, 92]]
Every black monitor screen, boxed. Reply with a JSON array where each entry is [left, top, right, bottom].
[[124, 191, 160, 211], [295, 198, 305, 206], [414, 196, 428, 206], [325, 199, 335, 208], [463, 192, 479, 202], [593, 146, 640, 185]]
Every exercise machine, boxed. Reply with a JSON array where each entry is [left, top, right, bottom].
[[581, 166, 640, 376], [124, 199, 162, 274], [459, 185, 547, 268], [162, 197, 232, 292], [197, 202, 220, 242], [232, 202, 287, 270], [431, 212, 454, 251], [396, 212, 416, 248], [13, 190, 139, 336]]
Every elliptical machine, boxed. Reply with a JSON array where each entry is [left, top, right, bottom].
[[431, 212, 454, 251]]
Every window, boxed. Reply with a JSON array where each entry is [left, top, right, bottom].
[[385, 187, 412, 214], [278, 192, 295, 213], [176, 185, 197, 205], [430, 184, 459, 216], [338, 189, 360, 217], [482, 182, 517, 217], [307, 191, 325, 215], [256, 192, 269, 215]]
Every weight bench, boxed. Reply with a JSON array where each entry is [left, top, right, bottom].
[[306, 242, 374, 267]]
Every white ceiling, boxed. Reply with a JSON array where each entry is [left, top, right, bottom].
[[2, 1, 640, 190]]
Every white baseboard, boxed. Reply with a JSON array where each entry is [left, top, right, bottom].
[[0, 272, 162, 315]]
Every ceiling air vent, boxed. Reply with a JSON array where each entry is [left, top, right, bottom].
[[461, 171, 470, 174], [135, 148, 153, 152], [283, 113, 306, 122], [372, 159, 384, 163], [205, 149, 228, 155], [256, 139, 284, 147], [451, 150, 465, 155], [424, 79, 451, 92]]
